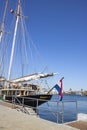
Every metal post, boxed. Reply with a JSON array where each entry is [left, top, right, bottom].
[[12, 95, 15, 109], [56, 101, 59, 123], [22, 97, 24, 112], [76, 100, 78, 120], [36, 99, 39, 116], [62, 102, 64, 123], [12, 95, 14, 108]]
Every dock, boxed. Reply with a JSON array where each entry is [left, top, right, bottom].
[[67, 121, 87, 130], [0, 100, 79, 130]]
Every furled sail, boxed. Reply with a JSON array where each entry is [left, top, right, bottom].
[[9, 73, 57, 83]]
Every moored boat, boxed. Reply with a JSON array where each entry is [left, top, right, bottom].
[[0, 0, 58, 107]]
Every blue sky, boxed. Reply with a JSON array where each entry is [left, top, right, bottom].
[[26, 0, 87, 90], [0, 0, 87, 91]]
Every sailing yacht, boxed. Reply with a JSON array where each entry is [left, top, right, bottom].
[[0, 0, 57, 107]]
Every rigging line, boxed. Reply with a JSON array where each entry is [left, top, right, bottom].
[[1, 37, 14, 78], [4, 21, 16, 79], [18, 5, 29, 76], [14, 21, 23, 77], [0, 38, 9, 69], [19, 28, 24, 77], [0, 0, 15, 52], [41, 66, 49, 73], [11, 19, 24, 78], [28, 36, 45, 67], [9, 4, 27, 78], [8, 15, 20, 78], [21, 17, 34, 69], [45, 80, 50, 89], [20, 10, 44, 68], [8, 0, 21, 80], [19, 2, 45, 72], [25, 28, 48, 73], [28, 38, 33, 62], [26, 26, 34, 64], [20, 5, 28, 64], [0, 0, 8, 42], [3, 0, 8, 22], [0, 32, 12, 77], [26, 33, 34, 67], [0, 14, 16, 77]]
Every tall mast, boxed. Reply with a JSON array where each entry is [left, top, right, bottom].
[[0, 0, 8, 42], [8, 0, 21, 80]]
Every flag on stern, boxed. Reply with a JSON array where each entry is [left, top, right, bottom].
[[54, 77, 64, 101]]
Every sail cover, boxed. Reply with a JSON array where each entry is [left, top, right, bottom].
[[10, 73, 57, 83]]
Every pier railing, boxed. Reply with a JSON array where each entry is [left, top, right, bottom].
[[11, 95, 78, 124]]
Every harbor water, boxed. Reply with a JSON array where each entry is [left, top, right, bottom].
[[38, 95, 87, 123], [0, 94, 87, 123]]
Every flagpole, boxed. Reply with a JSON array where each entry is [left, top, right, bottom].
[[59, 77, 64, 101]]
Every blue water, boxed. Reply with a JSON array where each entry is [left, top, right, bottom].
[[38, 95, 87, 123]]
